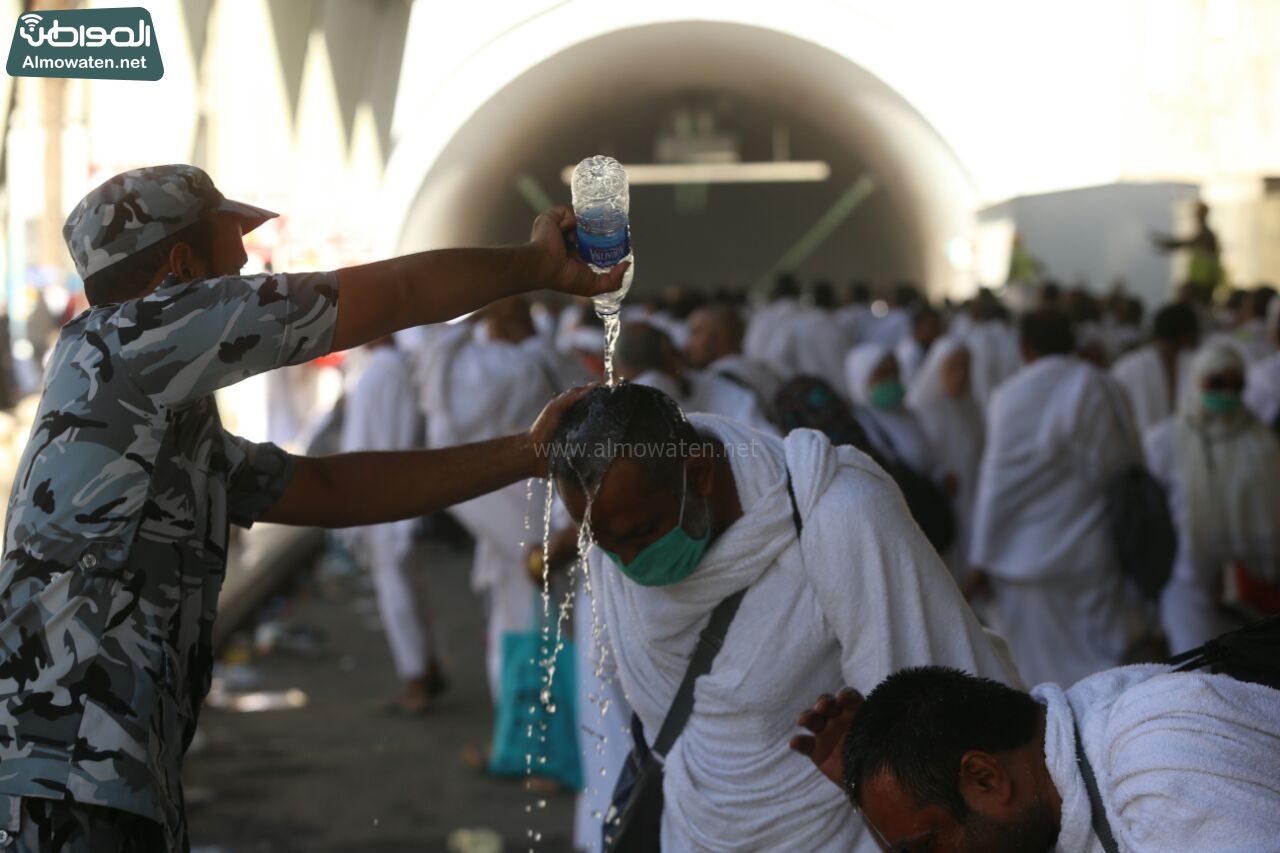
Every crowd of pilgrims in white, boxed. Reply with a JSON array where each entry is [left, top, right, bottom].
[[328, 273, 1280, 852]]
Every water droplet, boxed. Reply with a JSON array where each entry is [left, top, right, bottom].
[[537, 799, 547, 808]]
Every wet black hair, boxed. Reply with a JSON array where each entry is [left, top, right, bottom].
[[843, 666, 1041, 818], [548, 383, 712, 495]]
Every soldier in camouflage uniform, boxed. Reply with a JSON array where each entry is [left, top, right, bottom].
[[0, 164, 626, 851]]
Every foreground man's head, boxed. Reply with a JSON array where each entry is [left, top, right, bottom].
[[550, 383, 721, 576], [843, 667, 1062, 853]]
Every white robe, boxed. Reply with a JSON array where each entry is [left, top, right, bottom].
[[630, 370, 779, 436], [688, 372, 779, 436], [868, 307, 911, 349], [907, 336, 985, 579], [419, 324, 588, 697], [788, 308, 853, 394], [894, 337, 926, 387], [266, 363, 321, 449], [588, 415, 1020, 852], [962, 320, 1021, 411], [1109, 346, 1193, 438], [1036, 665, 1280, 853], [1245, 350, 1280, 428], [745, 300, 849, 391], [969, 356, 1142, 686], [706, 353, 783, 419], [833, 303, 875, 345], [1142, 420, 1249, 653], [1143, 345, 1280, 652], [845, 343, 937, 476], [339, 345, 431, 680], [743, 298, 803, 375], [1102, 321, 1144, 362]]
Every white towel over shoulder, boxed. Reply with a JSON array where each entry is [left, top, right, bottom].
[[1036, 666, 1280, 853]]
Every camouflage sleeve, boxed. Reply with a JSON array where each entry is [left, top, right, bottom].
[[221, 430, 296, 527], [110, 271, 338, 408]]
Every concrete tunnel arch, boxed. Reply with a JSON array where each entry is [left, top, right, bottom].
[[381, 18, 979, 300]]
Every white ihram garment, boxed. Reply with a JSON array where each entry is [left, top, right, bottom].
[[962, 320, 1021, 411], [420, 324, 585, 698], [629, 369, 778, 435], [589, 415, 1020, 852], [906, 336, 985, 579], [969, 356, 1142, 686], [744, 301, 850, 392], [1142, 344, 1280, 652], [1036, 665, 1280, 853], [742, 298, 802, 376], [339, 345, 432, 680], [845, 343, 936, 475], [1109, 345, 1193, 438], [1245, 350, 1280, 427], [706, 353, 783, 420]]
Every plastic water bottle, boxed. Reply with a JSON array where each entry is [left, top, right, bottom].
[[571, 155, 634, 316]]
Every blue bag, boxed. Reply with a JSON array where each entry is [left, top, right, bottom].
[[488, 626, 583, 791]]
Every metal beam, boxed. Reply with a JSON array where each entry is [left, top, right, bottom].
[[755, 174, 877, 291], [515, 172, 555, 213]]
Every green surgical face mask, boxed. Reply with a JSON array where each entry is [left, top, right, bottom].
[[869, 379, 906, 410], [602, 468, 711, 587], [1202, 390, 1243, 415]]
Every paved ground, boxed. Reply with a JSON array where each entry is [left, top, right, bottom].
[[185, 539, 579, 853]]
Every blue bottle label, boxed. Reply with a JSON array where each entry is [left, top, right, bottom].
[[576, 225, 631, 268]]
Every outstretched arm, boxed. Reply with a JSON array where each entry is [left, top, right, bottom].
[[1150, 232, 1190, 252], [330, 206, 628, 352], [261, 384, 593, 527]]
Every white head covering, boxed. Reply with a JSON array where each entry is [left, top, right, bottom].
[[1175, 343, 1280, 577], [906, 336, 985, 573], [1180, 344, 1245, 416], [906, 336, 965, 409], [845, 342, 936, 473], [845, 343, 892, 406]]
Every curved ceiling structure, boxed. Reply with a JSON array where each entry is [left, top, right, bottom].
[[390, 21, 977, 298]]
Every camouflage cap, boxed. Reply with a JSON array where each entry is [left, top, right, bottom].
[[62, 164, 278, 280]]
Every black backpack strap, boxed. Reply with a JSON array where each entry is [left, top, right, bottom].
[[650, 466, 804, 758], [1074, 722, 1121, 853], [651, 588, 746, 757], [1168, 616, 1280, 690]]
